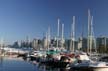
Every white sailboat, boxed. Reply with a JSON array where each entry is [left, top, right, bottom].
[[70, 9, 108, 71], [87, 9, 96, 54], [87, 9, 108, 71]]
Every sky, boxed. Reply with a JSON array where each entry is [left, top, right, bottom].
[[0, 0, 108, 44]]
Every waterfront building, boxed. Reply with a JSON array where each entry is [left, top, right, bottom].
[[31, 38, 38, 50], [65, 39, 78, 51], [12, 41, 20, 48], [96, 36, 108, 53], [43, 36, 49, 50], [50, 38, 57, 47], [59, 39, 65, 48], [78, 37, 87, 51], [20, 40, 26, 47], [43, 37, 47, 49]]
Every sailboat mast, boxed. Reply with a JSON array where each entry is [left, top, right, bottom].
[[47, 26, 50, 49], [70, 24, 72, 51], [70, 16, 75, 52], [57, 18, 60, 48], [88, 9, 96, 53], [91, 16, 97, 53], [61, 24, 64, 41], [87, 9, 91, 53], [61, 23, 64, 48], [72, 16, 75, 52], [90, 16, 93, 54]]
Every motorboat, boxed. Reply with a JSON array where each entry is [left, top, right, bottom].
[[70, 52, 108, 71], [89, 62, 108, 71]]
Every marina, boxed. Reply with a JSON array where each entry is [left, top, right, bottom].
[[0, 56, 71, 71], [0, 9, 108, 71], [0, 0, 108, 71], [0, 49, 106, 71]]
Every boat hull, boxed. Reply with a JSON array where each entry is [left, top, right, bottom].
[[40, 61, 70, 68], [70, 66, 108, 71], [91, 67, 108, 71], [70, 66, 91, 71]]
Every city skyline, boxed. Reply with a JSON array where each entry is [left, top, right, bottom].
[[0, 0, 108, 44]]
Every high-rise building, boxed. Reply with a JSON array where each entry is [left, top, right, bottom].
[[78, 37, 87, 51], [96, 36, 108, 50], [65, 39, 78, 51], [43, 37, 49, 50], [32, 39, 38, 50]]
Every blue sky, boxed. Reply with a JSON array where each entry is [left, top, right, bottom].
[[0, 0, 108, 44]]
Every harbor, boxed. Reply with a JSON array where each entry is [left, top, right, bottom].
[[0, 57, 37, 71], [0, 9, 108, 71], [0, 57, 70, 71], [0, 0, 108, 71], [0, 46, 107, 71]]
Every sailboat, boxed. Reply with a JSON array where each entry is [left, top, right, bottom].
[[87, 9, 108, 71], [40, 19, 71, 69], [87, 9, 97, 54], [70, 9, 108, 71]]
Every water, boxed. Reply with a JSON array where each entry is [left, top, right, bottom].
[[37, 65, 69, 71], [0, 57, 37, 71], [0, 57, 69, 71]]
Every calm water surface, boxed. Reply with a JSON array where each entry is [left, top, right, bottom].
[[0, 57, 69, 71], [0, 57, 38, 71]]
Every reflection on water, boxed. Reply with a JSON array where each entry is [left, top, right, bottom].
[[38, 65, 69, 71], [0, 56, 70, 71], [0, 56, 37, 71], [0, 57, 3, 71]]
